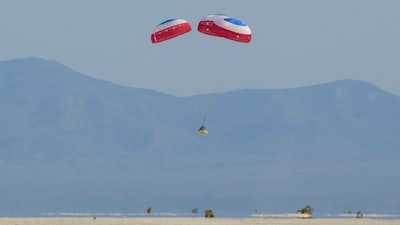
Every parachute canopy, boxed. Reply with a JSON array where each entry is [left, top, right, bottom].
[[198, 14, 252, 43], [151, 19, 192, 43], [198, 14, 228, 37]]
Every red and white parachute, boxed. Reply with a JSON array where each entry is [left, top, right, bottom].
[[150, 14, 252, 134], [198, 14, 252, 43], [151, 19, 192, 44], [151, 15, 251, 44]]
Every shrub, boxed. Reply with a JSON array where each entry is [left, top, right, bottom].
[[204, 209, 215, 218], [297, 205, 314, 218]]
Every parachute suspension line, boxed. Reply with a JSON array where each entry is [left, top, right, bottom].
[[201, 113, 207, 126], [193, 101, 204, 125], [190, 96, 211, 135], [197, 109, 207, 128], [191, 96, 210, 126], [199, 95, 212, 126], [201, 100, 210, 126]]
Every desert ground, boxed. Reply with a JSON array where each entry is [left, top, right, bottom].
[[0, 217, 400, 225]]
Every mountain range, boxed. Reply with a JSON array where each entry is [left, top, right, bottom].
[[0, 57, 399, 217]]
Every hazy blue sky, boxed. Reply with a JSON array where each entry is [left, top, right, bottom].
[[1, 0, 399, 96]]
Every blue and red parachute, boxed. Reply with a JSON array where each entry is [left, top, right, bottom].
[[150, 14, 252, 134], [151, 14, 252, 44], [198, 14, 252, 43]]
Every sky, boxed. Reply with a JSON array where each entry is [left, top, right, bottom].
[[1, 0, 399, 96]]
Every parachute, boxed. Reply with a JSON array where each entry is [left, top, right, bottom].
[[151, 19, 192, 43], [198, 14, 252, 43], [151, 14, 252, 134]]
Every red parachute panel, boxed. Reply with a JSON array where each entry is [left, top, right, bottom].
[[197, 14, 228, 37], [151, 19, 192, 44]]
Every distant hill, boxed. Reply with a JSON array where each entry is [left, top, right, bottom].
[[0, 57, 399, 216]]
